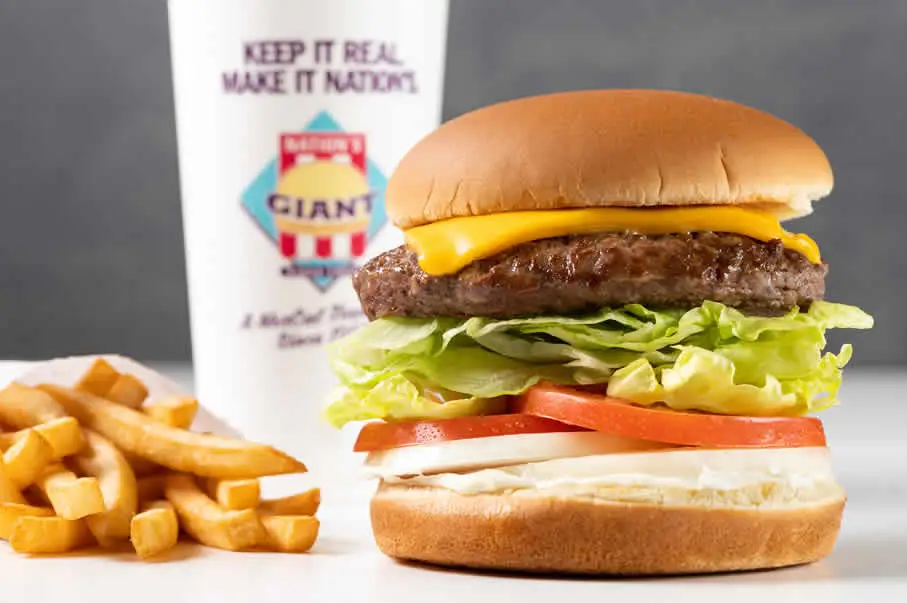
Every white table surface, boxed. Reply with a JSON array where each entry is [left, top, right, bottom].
[[0, 362, 905, 603]]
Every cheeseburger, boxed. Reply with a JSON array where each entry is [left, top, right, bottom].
[[325, 90, 873, 574]]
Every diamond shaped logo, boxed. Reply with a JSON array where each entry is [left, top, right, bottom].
[[240, 111, 387, 291]]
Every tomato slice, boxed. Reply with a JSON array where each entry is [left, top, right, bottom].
[[353, 414, 585, 452], [513, 384, 827, 448]]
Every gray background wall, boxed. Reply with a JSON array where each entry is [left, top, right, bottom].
[[0, 1, 903, 364]]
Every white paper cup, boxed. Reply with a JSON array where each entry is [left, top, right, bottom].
[[168, 0, 448, 486]]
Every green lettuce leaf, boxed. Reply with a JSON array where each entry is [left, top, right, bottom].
[[607, 345, 852, 416], [325, 301, 872, 426], [323, 375, 507, 428]]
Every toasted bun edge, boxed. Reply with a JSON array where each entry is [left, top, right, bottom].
[[370, 482, 845, 575]]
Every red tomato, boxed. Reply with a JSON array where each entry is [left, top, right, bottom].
[[513, 384, 827, 448], [353, 414, 585, 452]]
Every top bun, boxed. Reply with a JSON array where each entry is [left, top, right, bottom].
[[386, 90, 833, 229]]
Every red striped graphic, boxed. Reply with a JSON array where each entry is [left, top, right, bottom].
[[315, 237, 332, 258], [279, 232, 296, 258], [351, 232, 366, 256]]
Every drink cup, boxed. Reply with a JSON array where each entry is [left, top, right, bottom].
[[168, 0, 449, 487]]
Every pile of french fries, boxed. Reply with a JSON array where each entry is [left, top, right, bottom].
[[0, 359, 319, 559]]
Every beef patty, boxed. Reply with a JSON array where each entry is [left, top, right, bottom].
[[354, 232, 827, 319]]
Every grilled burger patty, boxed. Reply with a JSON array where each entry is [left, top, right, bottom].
[[354, 232, 827, 320]]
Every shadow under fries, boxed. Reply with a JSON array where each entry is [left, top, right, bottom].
[[7, 539, 197, 563]]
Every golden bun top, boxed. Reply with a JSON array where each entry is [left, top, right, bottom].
[[386, 90, 833, 228]]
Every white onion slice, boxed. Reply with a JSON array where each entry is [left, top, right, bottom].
[[384, 446, 836, 496], [364, 431, 677, 478]]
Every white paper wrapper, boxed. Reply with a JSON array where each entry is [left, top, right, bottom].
[[10, 354, 241, 438]]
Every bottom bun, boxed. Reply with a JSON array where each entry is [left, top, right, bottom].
[[370, 482, 845, 575]]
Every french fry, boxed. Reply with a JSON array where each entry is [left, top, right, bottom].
[[144, 396, 198, 430], [105, 374, 149, 409], [70, 430, 137, 545], [0, 502, 54, 539], [0, 458, 27, 504], [41, 386, 306, 478], [130, 500, 179, 559], [0, 417, 84, 459], [74, 358, 119, 397], [257, 488, 320, 517], [0, 383, 67, 428], [33, 417, 83, 458], [126, 453, 162, 478], [0, 360, 321, 559], [102, 371, 157, 477], [3, 430, 53, 488], [164, 473, 265, 551], [9, 515, 92, 554], [22, 485, 49, 507], [37, 463, 105, 519], [260, 515, 319, 553], [204, 478, 260, 511], [106, 376, 165, 482], [137, 474, 167, 504]]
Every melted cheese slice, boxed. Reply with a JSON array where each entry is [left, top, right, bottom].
[[404, 206, 821, 276]]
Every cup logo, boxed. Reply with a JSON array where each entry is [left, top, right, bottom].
[[270, 133, 372, 260], [241, 111, 388, 291]]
